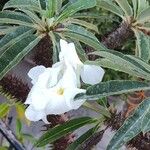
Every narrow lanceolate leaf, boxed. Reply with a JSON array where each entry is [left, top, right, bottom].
[[0, 103, 10, 119], [0, 11, 33, 23], [132, 0, 138, 18], [141, 99, 150, 133], [107, 98, 150, 150], [137, 7, 150, 23], [89, 50, 150, 80], [0, 34, 42, 80], [61, 25, 106, 50], [97, 0, 124, 18], [75, 80, 150, 100], [19, 9, 45, 29], [46, 0, 62, 17], [66, 126, 99, 150], [137, 0, 149, 15], [115, 0, 133, 16], [73, 41, 88, 62], [0, 26, 18, 36], [4, 0, 40, 13], [46, 0, 56, 17], [0, 26, 33, 54], [56, 0, 96, 22], [35, 117, 97, 147], [65, 18, 99, 33], [0, 11, 34, 27], [134, 30, 150, 62]]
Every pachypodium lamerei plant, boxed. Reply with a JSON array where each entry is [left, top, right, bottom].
[[1, 0, 150, 150]]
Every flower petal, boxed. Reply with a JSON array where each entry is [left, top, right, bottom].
[[45, 95, 71, 115], [25, 105, 45, 121], [26, 87, 51, 110], [64, 88, 86, 110], [60, 39, 82, 69], [81, 65, 105, 85], [60, 62, 77, 88], [28, 65, 46, 84]]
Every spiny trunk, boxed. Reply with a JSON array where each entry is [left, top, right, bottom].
[[101, 22, 133, 49]]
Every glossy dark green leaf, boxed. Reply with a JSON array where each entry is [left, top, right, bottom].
[[62, 24, 105, 50], [97, 0, 124, 18], [107, 98, 150, 150], [141, 99, 150, 133], [89, 50, 150, 80], [4, 0, 40, 13], [137, 7, 150, 23], [0, 26, 33, 54], [115, 0, 133, 16], [134, 30, 150, 62], [66, 126, 99, 150], [66, 18, 99, 33], [0, 34, 41, 79], [0, 11, 34, 27], [0, 26, 18, 35], [56, 0, 96, 22], [36, 117, 97, 147], [75, 80, 150, 100]]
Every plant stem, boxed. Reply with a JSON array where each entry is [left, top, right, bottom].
[[101, 21, 133, 49]]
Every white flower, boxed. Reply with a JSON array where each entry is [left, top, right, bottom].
[[25, 62, 85, 123], [59, 39, 105, 85], [25, 39, 105, 123]]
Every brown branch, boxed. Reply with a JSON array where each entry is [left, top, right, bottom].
[[0, 120, 25, 150], [101, 21, 133, 49]]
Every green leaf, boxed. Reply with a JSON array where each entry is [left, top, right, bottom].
[[49, 31, 60, 63], [132, 0, 138, 18], [115, 0, 133, 17], [4, 0, 41, 13], [0, 26, 33, 54], [0, 103, 10, 118], [137, 7, 150, 23], [0, 11, 33, 23], [46, 0, 56, 17], [0, 147, 8, 150], [0, 26, 18, 35], [134, 30, 150, 62], [65, 18, 99, 33], [0, 11, 34, 27], [75, 80, 150, 100], [56, 0, 96, 22], [137, 0, 149, 15], [97, 0, 124, 18], [83, 102, 111, 118], [36, 117, 97, 147], [73, 13, 108, 19], [19, 9, 45, 30], [46, 0, 63, 17], [73, 40, 88, 62], [39, 0, 46, 10], [66, 126, 99, 150], [107, 98, 150, 150], [89, 50, 150, 80], [141, 98, 150, 133], [0, 34, 42, 80], [16, 118, 22, 138], [61, 24, 106, 50]]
